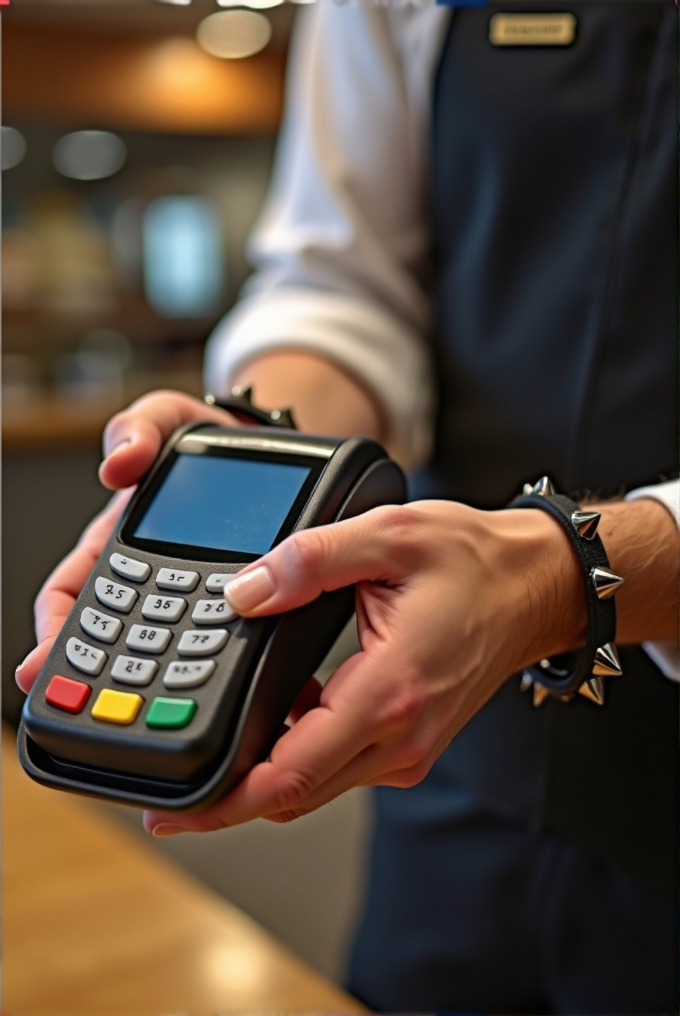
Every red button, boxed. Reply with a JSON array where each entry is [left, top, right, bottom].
[[45, 675, 91, 714]]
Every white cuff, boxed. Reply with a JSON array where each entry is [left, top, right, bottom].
[[625, 479, 679, 681], [625, 477, 680, 525], [204, 287, 435, 469]]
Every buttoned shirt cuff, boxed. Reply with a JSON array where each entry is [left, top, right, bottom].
[[625, 479, 679, 681]]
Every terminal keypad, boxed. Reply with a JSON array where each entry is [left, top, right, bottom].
[[46, 552, 242, 732]]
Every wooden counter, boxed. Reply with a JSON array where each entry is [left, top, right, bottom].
[[2, 728, 367, 1015]]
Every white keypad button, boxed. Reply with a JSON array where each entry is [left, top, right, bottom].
[[109, 553, 151, 583], [111, 655, 158, 686], [192, 599, 237, 624], [66, 637, 107, 676], [156, 568, 199, 592], [95, 577, 138, 614], [126, 625, 172, 654], [177, 629, 229, 657], [141, 594, 187, 623], [81, 607, 122, 644], [163, 660, 216, 690], [206, 573, 239, 593]]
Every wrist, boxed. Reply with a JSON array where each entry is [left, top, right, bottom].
[[495, 508, 588, 670]]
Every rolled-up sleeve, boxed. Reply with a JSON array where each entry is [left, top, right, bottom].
[[204, 2, 442, 468]]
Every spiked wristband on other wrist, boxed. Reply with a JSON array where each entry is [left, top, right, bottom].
[[509, 477, 624, 708], [204, 387, 298, 430]]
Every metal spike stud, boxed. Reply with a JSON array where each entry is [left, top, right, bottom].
[[520, 672, 534, 692], [523, 483, 534, 496], [592, 643, 622, 677], [579, 675, 605, 705], [231, 385, 254, 403], [571, 510, 601, 540], [533, 683, 550, 707], [590, 567, 625, 601], [275, 408, 296, 429], [533, 476, 556, 497]]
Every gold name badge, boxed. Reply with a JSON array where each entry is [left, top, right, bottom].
[[489, 12, 577, 47]]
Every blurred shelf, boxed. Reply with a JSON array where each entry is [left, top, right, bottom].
[[3, 374, 204, 450], [3, 302, 220, 349], [4, 22, 285, 136]]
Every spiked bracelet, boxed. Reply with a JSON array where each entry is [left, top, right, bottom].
[[204, 387, 298, 430], [509, 477, 624, 707]]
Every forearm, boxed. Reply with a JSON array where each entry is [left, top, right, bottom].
[[231, 350, 384, 443]]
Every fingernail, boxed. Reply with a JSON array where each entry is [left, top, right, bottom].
[[15, 661, 28, 690], [107, 438, 131, 458], [224, 565, 276, 613], [150, 823, 184, 838]]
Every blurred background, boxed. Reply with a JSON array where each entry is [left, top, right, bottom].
[[2, 0, 369, 986]]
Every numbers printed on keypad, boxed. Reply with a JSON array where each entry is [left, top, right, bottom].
[[95, 576, 138, 613], [156, 568, 199, 592], [177, 629, 229, 656], [66, 636, 107, 676], [111, 654, 158, 686], [110, 553, 151, 582], [141, 594, 186, 623], [163, 659, 215, 689], [192, 599, 237, 624], [206, 573, 239, 593], [126, 624, 172, 655], [81, 607, 123, 645]]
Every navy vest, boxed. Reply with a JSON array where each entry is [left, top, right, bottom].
[[415, 1, 678, 888]]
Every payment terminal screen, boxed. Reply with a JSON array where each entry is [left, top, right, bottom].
[[133, 453, 312, 555]]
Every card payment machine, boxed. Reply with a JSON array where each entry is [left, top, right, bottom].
[[18, 424, 406, 811]]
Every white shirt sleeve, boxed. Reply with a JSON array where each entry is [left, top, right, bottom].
[[205, 2, 449, 468], [625, 478, 679, 680]]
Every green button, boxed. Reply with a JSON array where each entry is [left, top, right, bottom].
[[146, 697, 197, 729]]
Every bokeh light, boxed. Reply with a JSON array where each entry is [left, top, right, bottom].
[[52, 130, 127, 181], [217, 0, 283, 8], [196, 11, 272, 60], [143, 195, 224, 318], [2, 127, 27, 172]]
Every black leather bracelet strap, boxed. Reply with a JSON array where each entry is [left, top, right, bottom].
[[509, 477, 623, 706], [204, 387, 298, 430]]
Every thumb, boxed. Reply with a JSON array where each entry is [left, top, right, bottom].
[[224, 504, 413, 616], [16, 637, 57, 694]]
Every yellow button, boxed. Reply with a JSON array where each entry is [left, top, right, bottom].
[[91, 688, 143, 725]]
